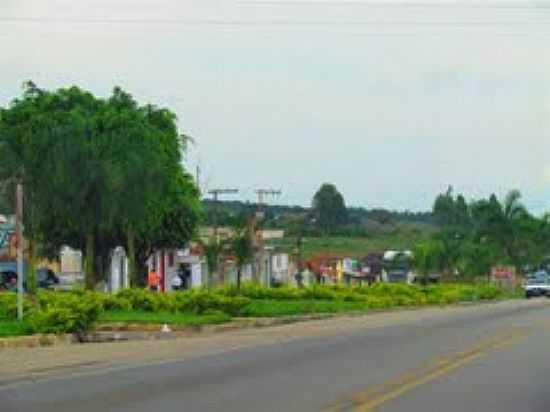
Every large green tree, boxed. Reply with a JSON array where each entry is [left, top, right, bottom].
[[412, 240, 444, 283], [433, 186, 471, 228], [230, 218, 254, 290], [312, 183, 348, 235], [0, 82, 201, 288]]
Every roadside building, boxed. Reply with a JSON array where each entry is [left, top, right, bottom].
[[148, 247, 206, 292]]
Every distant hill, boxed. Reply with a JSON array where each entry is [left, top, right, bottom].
[[201, 199, 438, 238]]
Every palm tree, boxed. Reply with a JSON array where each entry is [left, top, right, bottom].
[[503, 190, 527, 221], [412, 241, 442, 284], [202, 237, 224, 287], [230, 221, 254, 290], [472, 190, 529, 271]]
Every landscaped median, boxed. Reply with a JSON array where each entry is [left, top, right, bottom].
[[0, 283, 516, 343]]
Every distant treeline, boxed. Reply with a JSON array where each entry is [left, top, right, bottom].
[[201, 199, 436, 236]]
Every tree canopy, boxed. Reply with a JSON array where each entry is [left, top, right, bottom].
[[312, 183, 348, 235], [430, 186, 550, 277], [0, 82, 201, 287]]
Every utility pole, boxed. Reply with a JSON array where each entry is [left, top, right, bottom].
[[254, 189, 281, 220], [195, 165, 201, 193], [208, 189, 239, 239], [253, 189, 281, 286], [16, 183, 23, 321], [206, 189, 238, 287]]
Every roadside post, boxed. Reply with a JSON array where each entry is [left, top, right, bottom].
[[16, 183, 24, 320]]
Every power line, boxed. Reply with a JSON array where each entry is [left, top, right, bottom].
[[1, 17, 550, 26], [240, 0, 550, 10]]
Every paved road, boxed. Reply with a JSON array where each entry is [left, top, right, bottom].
[[2, 299, 550, 412]]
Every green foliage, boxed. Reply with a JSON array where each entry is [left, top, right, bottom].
[[433, 186, 471, 227], [270, 229, 433, 260], [0, 319, 35, 337], [240, 300, 368, 317], [228, 219, 255, 289], [219, 282, 507, 307], [170, 290, 250, 315], [98, 310, 231, 326], [312, 183, 348, 235], [0, 293, 36, 320], [0, 83, 201, 288], [114, 288, 166, 312], [32, 291, 103, 334], [0, 282, 511, 337], [432, 187, 548, 274], [104, 288, 250, 316]]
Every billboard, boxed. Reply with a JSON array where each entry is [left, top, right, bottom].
[[491, 266, 516, 280]]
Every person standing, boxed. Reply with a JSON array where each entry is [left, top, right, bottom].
[[171, 273, 183, 291], [148, 269, 160, 292]]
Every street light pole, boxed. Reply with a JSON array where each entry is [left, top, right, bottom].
[[16, 183, 24, 320]]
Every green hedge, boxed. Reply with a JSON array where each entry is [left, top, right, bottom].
[[0, 283, 510, 336], [33, 290, 103, 334], [217, 282, 507, 306]]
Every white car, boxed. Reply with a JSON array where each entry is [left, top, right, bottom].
[[524, 276, 550, 298]]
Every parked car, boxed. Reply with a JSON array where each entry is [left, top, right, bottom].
[[524, 271, 549, 298], [0, 265, 60, 291], [36, 268, 60, 289], [0, 270, 17, 291]]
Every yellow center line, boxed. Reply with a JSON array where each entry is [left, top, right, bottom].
[[326, 328, 531, 412], [352, 351, 484, 412]]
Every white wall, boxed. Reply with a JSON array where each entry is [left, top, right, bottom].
[[109, 247, 128, 293]]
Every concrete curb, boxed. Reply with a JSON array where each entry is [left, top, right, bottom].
[[82, 300, 519, 343], [0, 316, 336, 348], [85, 314, 337, 343]]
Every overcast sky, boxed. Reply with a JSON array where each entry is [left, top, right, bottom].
[[1, 0, 549, 212]]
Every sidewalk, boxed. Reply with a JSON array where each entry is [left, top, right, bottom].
[[0, 299, 545, 387]]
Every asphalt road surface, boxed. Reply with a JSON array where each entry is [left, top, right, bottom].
[[2, 299, 550, 412]]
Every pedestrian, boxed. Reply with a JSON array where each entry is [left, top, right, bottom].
[[148, 269, 160, 292], [171, 274, 183, 291]]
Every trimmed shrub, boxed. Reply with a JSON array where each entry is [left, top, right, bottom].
[[0, 293, 36, 320], [32, 291, 102, 334], [100, 294, 133, 311], [115, 288, 160, 311], [171, 290, 250, 316]]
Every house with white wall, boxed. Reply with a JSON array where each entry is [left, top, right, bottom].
[[148, 247, 206, 292]]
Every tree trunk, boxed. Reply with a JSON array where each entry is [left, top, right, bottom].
[[85, 232, 95, 290], [207, 268, 216, 289], [127, 227, 137, 287], [237, 266, 242, 290]]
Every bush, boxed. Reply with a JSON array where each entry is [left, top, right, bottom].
[[32, 291, 102, 334], [219, 284, 304, 300], [0, 293, 36, 320], [0, 282, 511, 337], [171, 290, 250, 316], [101, 294, 133, 311], [115, 288, 164, 312], [476, 284, 503, 300]]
